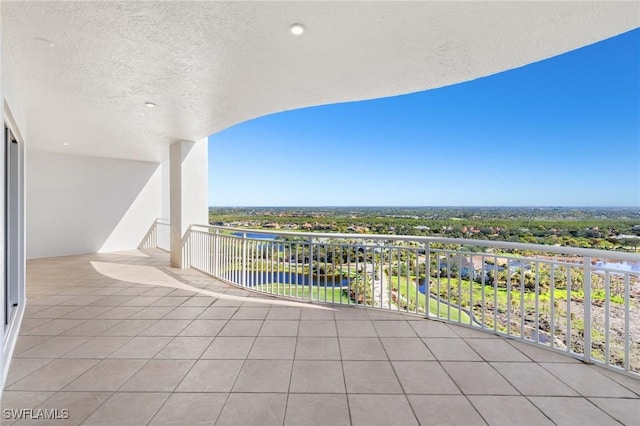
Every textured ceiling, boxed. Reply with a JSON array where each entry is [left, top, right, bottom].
[[2, 1, 639, 162]]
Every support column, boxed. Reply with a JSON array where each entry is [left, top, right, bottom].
[[169, 139, 208, 268]]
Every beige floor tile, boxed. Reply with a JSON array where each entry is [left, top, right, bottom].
[[19, 318, 54, 334], [120, 359, 194, 392], [465, 338, 530, 361], [24, 391, 112, 426], [290, 360, 345, 393], [590, 366, 640, 395], [441, 362, 519, 395], [452, 326, 500, 338], [392, 361, 460, 394], [335, 308, 371, 320], [233, 360, 293, 392], [267, 307, 301, 320], [381, 337, 435, 361], [127, 306, 175, 320], [469, 395, 554, 425], [217, 393, 286, 426], [62, 336, 132, 358], [4, 359, 54, 387], [63, 295, 109, 306], [28, 306, 82, 319], [1, 390, 55, 424], [89, 295, 131, 306], [336, 320, 378, 337], [300, 308, 335, 320], [99, 319, 155, 336], [141, 287, 175, 297], [589, 397, 640, 425], [232, 307, 270, 319], [372, 320, 417, 337], [259, 320, 299, 336], [409, 319, 459, 337], [507, 340, 581, 363], [17, 336, 90, 358], [176, 359, 243, 392], [296, 337, 341, 360], [248, 337, 297, 359], [423, 338, 482, 361], [62, 320, 121, 336], [491, 362, 578, 396], [285, 393, 350, 426], [218, 319, 264, 336], [108, 336, 172, 358], [339, 338, 388, 360], [179, 296, 215, 307], [149, 393, 227, 426], [162, 306, 206, 320], [120, 295, 162, 307], [198, 306, 238, 319], [349, 394, 418, 426], [298, 320, 337, 337], [541, 363, 637, 397], [8, 359, 99, 391], [138, 319, 192, 336], [208, 298, 243, 307], [343, 361, 403, 394], [154, 336, 213, 359], [201, 336, 255, 359], [61, 306, 113, 319], [179, 319, 227, 336], [82, 392, 169, 426], [63, 359, 146, 391], [150, 296, 189, 306], [529, 396, 621, 426], [23, 319, 86, 336], [408, 395, 486, 426], [92, 306, 143, 320], [115, 286, 151, 296], [13, 336, 53, 356]]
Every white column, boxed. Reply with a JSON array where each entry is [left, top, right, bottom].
[[169, 139, 208, 268]]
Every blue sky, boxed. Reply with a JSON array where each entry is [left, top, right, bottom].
[[209, 29, 639, 207]]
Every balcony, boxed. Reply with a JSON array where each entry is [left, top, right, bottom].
[[2, 234, 638, 425]]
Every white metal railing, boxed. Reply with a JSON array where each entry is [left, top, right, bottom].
[[139, 218, 170, 251], [186, 224, 640, 377]]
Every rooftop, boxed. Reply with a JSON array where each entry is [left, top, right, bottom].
[[2, 249, 637, 425]]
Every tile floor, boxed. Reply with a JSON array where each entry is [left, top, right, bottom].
[[2, 249, 638, 425]]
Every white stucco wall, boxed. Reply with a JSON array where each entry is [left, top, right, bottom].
[[26, 151, 164, 258]]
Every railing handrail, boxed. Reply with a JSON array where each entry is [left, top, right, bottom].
[[190, 224, 640, 262]]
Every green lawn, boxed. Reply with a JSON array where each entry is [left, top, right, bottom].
[[389, 276, 472, 324], [255, 283, 348, 304]]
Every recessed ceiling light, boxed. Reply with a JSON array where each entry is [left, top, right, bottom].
[[61, 142, 70, 146], [34, 37, 55, 48], [144, 102, 156, 108], [290, 24, 305, 35]]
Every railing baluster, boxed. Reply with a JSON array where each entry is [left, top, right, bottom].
[[583, 257, 592, 363], [624, 273, 630, 372], [308, 237, 314, 302], [605, 271, 610, 366]]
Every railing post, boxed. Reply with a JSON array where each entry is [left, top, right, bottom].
[[212, 229, 219, 277], [182, 226, 191, 268], [583, 256, 592, 363], [241, 232, 248, 287], [425, 242, 430, 318], [308, 236, 314, 302]]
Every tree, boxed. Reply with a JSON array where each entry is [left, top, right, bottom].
[[349, 272, 373, 305]]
